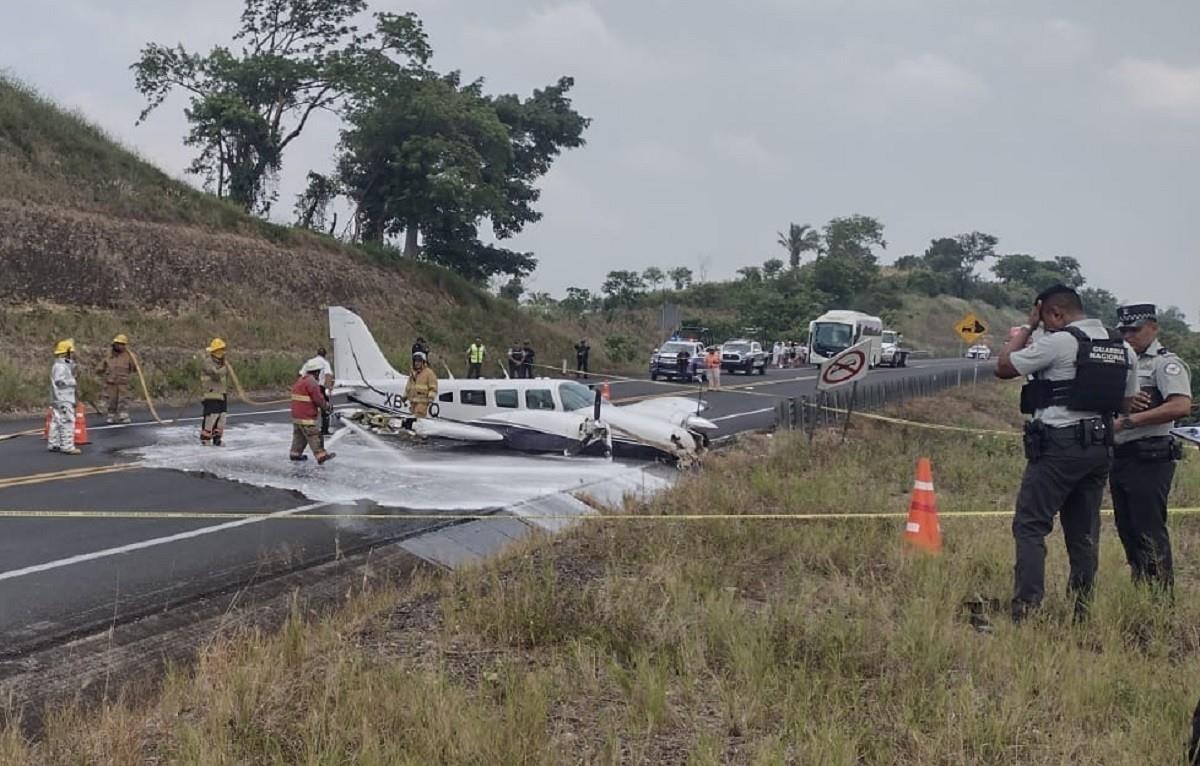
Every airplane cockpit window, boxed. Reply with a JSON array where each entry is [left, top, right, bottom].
[[438, 392, 453, 403], [495, 389, 518, 408], [558, 381, 594, 411], [460, 390, 487, 406], [526, 389, 555, 410]]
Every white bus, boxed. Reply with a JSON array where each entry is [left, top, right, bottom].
[[807, 310, 884, 367]]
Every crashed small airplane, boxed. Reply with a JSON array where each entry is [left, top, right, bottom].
[[328, 306, 716, 463]]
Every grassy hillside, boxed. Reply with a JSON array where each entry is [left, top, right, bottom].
[[891, 294, 1026, 355], [6, 382, 1200, 764], [0, 76, 635, 411]]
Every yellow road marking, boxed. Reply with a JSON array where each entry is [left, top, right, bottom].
[[0, 463, 142, 490]]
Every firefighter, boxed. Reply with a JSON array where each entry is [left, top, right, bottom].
[[995, 285, 1139, 621], [95, 333, 134, 423], [405, 351, 438, 417], [299, 348, 334, 435], [48, 339, 80, 455], [200, 338, 230, 446], [290, 359, 335, 463], [467, 337, 486, 379]]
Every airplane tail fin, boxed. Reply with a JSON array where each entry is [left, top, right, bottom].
[[328, 306, 404, 386]]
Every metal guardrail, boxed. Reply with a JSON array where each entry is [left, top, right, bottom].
[[775, 365, 986, 434]]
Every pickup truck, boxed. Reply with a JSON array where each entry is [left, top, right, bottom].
[[880, 330, 910, 368], [721, 339, 767, 375], [649, 340, 706, 381]]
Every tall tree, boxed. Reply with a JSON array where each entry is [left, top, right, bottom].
[[761, 258, 785, 279], [601, 270, 646, 309], [293, 171, 341, 231], [920, 231, 997, 298], [642, 266, 666, 292], [776, 223, 820, 268], [337, 54, 589, 279], [810, 215, 886, 305], [131, 1, 424, 213], [667, 266, 694, 290]]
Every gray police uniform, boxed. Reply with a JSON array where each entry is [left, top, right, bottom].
[[1009, 318, 1139, 620], [1111, 337, 1191, 588]]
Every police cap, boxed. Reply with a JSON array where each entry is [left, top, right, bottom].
[[1116, 303, 1156, 330]]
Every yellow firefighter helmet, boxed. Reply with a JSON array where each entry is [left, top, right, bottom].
[[112, 333, 129, 345], [54, 339, 75, 356], [206, 338, 227, 354]]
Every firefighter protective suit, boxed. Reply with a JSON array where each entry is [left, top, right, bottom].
[[201, 339, 229, 445], [49, 341, 79, 454], [96, 336, 134, 423]]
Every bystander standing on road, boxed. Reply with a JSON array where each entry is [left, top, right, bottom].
[[521, 340, 535, 378], [574, 338, 590, 379], [1109, 303, 1193, 592], [507, 341, 522, 379], [705, 346, 722, 390], [995, 285, 1138, 622], [466, 337, 486, 379]]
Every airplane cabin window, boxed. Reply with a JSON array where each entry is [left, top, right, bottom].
[[526, 389, 555, 410], [460, 390, 487, 406], [495, 389, 518, 408], [439, 392, 453, 403]]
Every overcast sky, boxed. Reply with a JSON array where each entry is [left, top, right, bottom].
[[5, 1, 1199, 323]]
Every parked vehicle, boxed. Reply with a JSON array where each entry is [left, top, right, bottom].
[[965, 344, 992, 360], [880, 329, 910, 368], [649, 340, 706, 381], [807, 310, 884, 367], [720, 339, 767, 375]]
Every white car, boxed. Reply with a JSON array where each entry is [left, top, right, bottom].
[[965, 344, 991, 360]]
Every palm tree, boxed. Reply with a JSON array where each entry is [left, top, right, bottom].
[[776, 223, 820, 268]]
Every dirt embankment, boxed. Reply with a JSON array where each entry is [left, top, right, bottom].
[[0, 199, 427, 311]]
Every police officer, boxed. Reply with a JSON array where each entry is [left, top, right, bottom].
[[1110, 304, 1192, 590], [995, 285, 1139, 621]]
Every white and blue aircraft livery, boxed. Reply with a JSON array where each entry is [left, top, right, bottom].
[[328, 306, 716, 462]]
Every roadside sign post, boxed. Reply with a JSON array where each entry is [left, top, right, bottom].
[[816, 341, 872, 440], [954, 312, 989, 345]]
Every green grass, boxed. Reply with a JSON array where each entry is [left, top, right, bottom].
[[5, 382, 1200, 764]]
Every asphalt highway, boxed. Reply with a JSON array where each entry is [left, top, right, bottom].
[[0, 356, 990, 657]]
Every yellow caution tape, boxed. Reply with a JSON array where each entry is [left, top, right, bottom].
[[817, 406, 1021, 436], [4, 507, 1200, 522]]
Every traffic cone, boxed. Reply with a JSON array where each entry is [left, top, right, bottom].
[[42, 409, 51, 440], [903, 457, 941, 553], [599, 381, 611, 401], [73, 403, 90, 445]]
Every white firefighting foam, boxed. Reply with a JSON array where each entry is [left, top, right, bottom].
[[129, 423, 656, 510]]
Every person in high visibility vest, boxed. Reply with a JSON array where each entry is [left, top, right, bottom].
[[200, 338, 229, 446], [290, 359, 335, 463], [49, 339, 81, 455], [405, 352, 438, 417], [466, 337, 486, 379], [95, 333, 134, 423]]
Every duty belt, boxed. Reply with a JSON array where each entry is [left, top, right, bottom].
[[1114, 435, 1178, 461]]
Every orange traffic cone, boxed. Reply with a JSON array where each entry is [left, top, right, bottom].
[[42, 409, 52, 440], [73, 403, 91, 445], [903, 457, 941, 553], [599, 381, 611, 401]]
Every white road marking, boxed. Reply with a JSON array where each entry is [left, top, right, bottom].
[[85, 408, 293, 432], [710, 407, 775, 422], [0, 500, 332, 583]]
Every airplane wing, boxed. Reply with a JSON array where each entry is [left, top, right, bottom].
[[412, 419, 505, 442], [621, 396, 707, 420], [479, 410, 590, 437]]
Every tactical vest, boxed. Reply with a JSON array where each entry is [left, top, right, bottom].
[[1020, 326, 1129, 416], [469, 344, 485, 363]]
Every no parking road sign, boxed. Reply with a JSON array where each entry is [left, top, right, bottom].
[[818, 341, 871, 391]]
